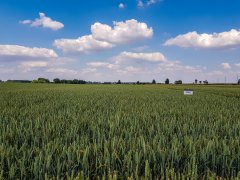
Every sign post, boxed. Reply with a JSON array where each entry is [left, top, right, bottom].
[[184, 89, 193, 95]]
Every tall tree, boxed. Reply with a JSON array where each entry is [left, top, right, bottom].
[[165, 78, 170, 84], [117, 80, 121, 84], [53, 78, 61, 83]]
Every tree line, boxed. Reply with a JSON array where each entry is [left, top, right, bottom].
[[1, 77, 240, 84], [32, 78, 87, 84]]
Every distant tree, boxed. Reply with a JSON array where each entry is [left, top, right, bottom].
[[152, 79, 156, 84], [165, 78, 170, 84], [174, 80, 182, 84], [199, 81, 202, 84], [37, 78, 50, 83], [31, 80, 38, 83], [32, 78, 49, 83], [117, 80, 121, 84], [238, 79, 240, 85], [8, 80, 31, 83], [79, 80, 86, 84], [53, 78, 61, 83], [72, 79, 79, 84], [60, 79, 67, 84], [0, 80, 2, 83], [67, 80, 73, 84], [203, 80, 208, 84], [195, 79, 198, 84], [136, 81, 140, 85]]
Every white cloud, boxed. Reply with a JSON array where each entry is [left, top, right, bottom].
[[85, 51, 168, 76], [46, 68, 77, 75], [87, 62, 118, 69], [164, 29, 240, 49], [19, 61, 49, 72], [137, 0, 144, 7], [206, 70, 224, 76], [235, 63, 240, 67], [221, 62, 231, 69], [91, 19, 153, 44], [137, 0, 161, 8], [54, 35, 114, 54], [155, 61, 202, 73], [84, 51, 204, 82], [20, 61, 48, 68], [20, 12, 64, 31], [0, 67, 15, 74], [125, 66, 142, 73], [84, 51, 173, 81], [0, 45, 58, 58], [54, 19, 153, 54], [117, 51, 167, 63], [147, 0, 159, 6], [119, 3, 125, 9]]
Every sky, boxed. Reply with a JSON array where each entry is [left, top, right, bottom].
[[0, 0, 240, 83]]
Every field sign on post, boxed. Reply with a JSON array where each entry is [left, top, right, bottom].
[[184, 89, 193, 95]]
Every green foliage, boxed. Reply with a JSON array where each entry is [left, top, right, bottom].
[[56, 79, 86, 84], [165, 78, 170, 84], [0, 83, 240, 179], [53, 78, 61, 84], [203, 80, 209, 84], [32, 78, 50, 83], [174, 80, 182, 84]]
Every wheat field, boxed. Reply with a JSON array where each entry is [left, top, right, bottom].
[[0, 83, 240, 179]]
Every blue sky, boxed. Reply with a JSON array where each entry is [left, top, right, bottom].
[[0, 0, 240, 83]]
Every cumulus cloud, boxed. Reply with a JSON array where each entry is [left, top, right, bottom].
[[46, 68, 77, 75], [86, 51, 168, 77], [19, 61, 49, 72], [119, 3, 125, 9], [137, 0, 161, 8], [0, 67, 15, 74], [0, 45, 58, 58], [235, 63, 240, 67], [118, 51, 167, 62], [91, 19, 153, 44], [87, 62, 118, 69], [83, 51, 204, 82], [221, 63, 231, 69], [20, 61, 48, 68], [147, 0, 160, 6], [54, 19, 153, 54], [54, 35, 114, 54], [20, 12, 64, 31], [206, 70, 224, 76], [86, 51, 167, 73], [117, 66, 144, 75], [137, 0, 144, 7], [164, 29, 240, 49]]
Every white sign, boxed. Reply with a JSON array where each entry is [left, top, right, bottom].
[[184, 90, 193, 95]]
